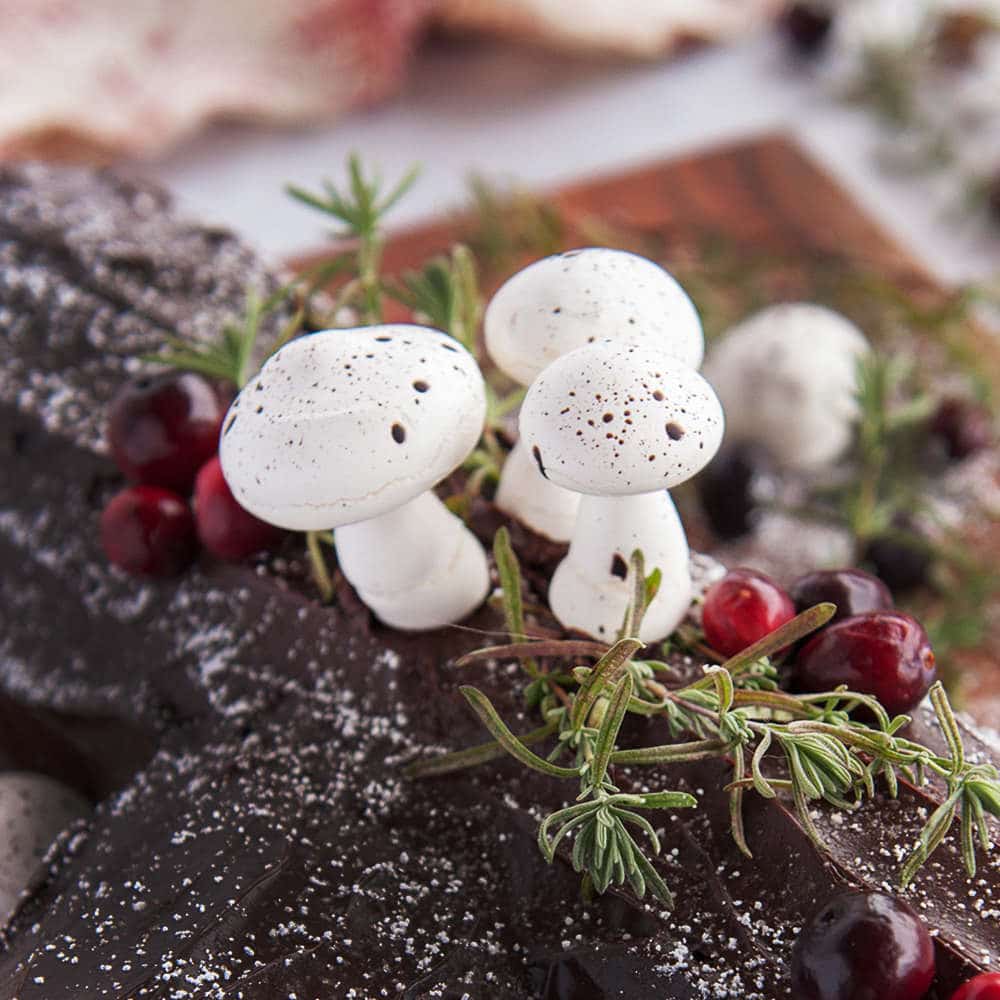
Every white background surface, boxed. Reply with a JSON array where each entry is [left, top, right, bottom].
[[149, 31, 1000, 285]]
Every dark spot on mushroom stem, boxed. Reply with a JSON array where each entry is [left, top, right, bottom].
[[413, 380, 429, 393], [375, 336, 392, 343], [391, 423, 406, 444], [223, 414, 238, 436], [440, 342, 458, 353], [602, 413, 614, 423], [532, 445, 548, 479], [610, 554, 628, 580], [255, 405, 264, 414], [666, 422, 685, 440], [553, 307, 562, 314], [255, 383, 265, 392]]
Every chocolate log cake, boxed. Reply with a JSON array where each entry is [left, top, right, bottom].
[[0, 163, 999, 999]]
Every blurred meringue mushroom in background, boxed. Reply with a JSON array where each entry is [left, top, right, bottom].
[[703, 303, 871, 471]]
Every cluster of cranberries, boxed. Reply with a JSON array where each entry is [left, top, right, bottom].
[[702, 565, 936, 716], [100, 373, 281, 577]]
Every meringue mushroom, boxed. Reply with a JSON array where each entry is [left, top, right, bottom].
[[219, 325, 490, 631], [1, 772, 90, 926], [703, 303, 871, 471], [485, 247, 705, 542], [519, 340, 725, 642]]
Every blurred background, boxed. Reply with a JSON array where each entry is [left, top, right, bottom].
[[2, 0, 999, 281]]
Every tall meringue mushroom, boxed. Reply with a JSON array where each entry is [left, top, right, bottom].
[[485, 247, 705, 542], [219, 325, 490, 630], [703, 303, 871, 470], [519, 340, 725, 642]]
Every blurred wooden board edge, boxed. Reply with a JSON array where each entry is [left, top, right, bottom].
[[295, 133, 929, 294], [291, 131, 1000, 374], [288, 131, 1000, 718]]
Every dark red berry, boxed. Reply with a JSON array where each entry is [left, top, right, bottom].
[[107, 373, 225, 493], [194, 456, 281, 561], [789, 568, 893, 624], [780, 2, 834, 55], [791, 890, 934, 1000], [930, 397, 993, 460], [863, 528, 932, 595], [100, 485, 198, 577], [794, 611, 936, 717], [696, 441, 777, 539], [950, 972, 1000, 1000], [702, 568, 796, 658]]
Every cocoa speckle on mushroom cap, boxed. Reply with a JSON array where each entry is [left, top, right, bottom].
[[219, 325, 486, 530], [484, 247, 704, 386], [519, 340, 724, 497]]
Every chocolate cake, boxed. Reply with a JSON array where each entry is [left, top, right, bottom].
[[1, 162, 999, 999]]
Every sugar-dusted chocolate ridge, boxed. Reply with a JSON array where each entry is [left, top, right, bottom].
[[1, 164, 998, 999]]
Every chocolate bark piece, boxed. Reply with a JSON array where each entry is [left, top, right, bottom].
[[1, 164, 999, 999]]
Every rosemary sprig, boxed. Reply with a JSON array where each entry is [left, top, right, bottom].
[[407, 536, 1000, 907], [388, 244, 482, 354], [141, 257, 353, 389], [288, 155, 419, 324]]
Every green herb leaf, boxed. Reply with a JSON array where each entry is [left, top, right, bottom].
[[404, 720, 558, 779], [460, 687, 579, 779], [589, 674, 634, 792]]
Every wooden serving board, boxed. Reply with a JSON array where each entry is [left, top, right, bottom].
[[291, 132, 1000, 721]]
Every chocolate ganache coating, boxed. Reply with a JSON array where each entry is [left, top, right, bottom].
[[1, 163, 999, 999]]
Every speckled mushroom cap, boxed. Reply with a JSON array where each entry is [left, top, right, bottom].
[[484, 247, 704, 386], [519, 340, 724, 497], [219, 325, 486, 530]]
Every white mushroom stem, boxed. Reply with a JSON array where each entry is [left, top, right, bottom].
[[548, 492, 692, 644], [333, 491, 490, 631], [494, 438, 580, 543]]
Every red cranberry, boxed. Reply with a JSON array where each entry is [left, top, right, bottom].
[[780, 2, 834, 55], [791, 890, 934, 1000], [100, 486, 198, 577], [702, 568, 796, 658], [794, 611, 936, 717], [951, 973, 1000, 1000], [789, 568, 893, 624], [930, 397, 993, 460], [107, 373, 225, 493], [194, 456, 281, 561], [696, 441, 777, 539]]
